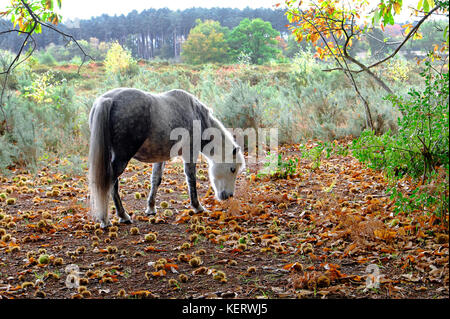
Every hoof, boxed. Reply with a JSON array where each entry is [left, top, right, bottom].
[[118, 213, 132, 224], [193, 205, 207, 213], [100, 220, 112, 229], [145, 207, 157, 215]]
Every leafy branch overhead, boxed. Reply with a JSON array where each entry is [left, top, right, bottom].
[[283, 0, 448, 71], [282, 0, 448, 131], [3, 0, 62, 34]]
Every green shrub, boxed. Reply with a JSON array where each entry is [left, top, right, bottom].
[[213, 79, 266, 130], [352, 63, 449, 218], [0, 95, 42, 170], [104, 41, 138, 78], [353, 66, 449, 180], [258, 152, 299, 179], [0, 50, 33, 90], [37, 51, 57, 66], [0, 78, 86, 173]]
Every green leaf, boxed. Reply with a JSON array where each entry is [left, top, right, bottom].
[[417, 0, 423, 9], [423, 0, 430, 12], [373, 9, 381, 25], [443, 25, 449, 43], [386, 11, 395, 25]]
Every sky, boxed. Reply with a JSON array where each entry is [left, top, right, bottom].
[[0, 0, 433, 22]]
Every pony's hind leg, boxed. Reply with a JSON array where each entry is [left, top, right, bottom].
[[145, 162, 165, 215], [111, 179, 132, 224], [111, 157, 132, 224]]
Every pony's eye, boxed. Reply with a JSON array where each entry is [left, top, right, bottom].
[[230, 167, 236, 173]]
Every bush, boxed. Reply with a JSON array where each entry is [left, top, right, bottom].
[[211, 76, 305, 145], [353, 65, 449, 179], [22, 71, 64, 104], [0, 50, 33, 90], [0, 77, 87, 173], [352, 63, 449, 218], [104, 41, 138, 77], [0, 95, 42, 170], [213, 79, 266, 130], [37, 50, 57, 66], [308, 67, 402, 139]]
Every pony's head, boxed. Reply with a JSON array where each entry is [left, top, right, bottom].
[[208, 146, 245, 200]]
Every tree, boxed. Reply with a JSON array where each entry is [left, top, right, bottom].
[[283, 0, 449, 131], [227, 18, 282, 65], [284, 0, 449, 220], [1, 7, 290, 61], [181, 19, 230, 65]]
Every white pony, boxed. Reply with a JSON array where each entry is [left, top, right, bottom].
[[88, 88, 245, 228]]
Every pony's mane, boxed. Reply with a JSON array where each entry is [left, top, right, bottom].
[[190, 94, 245, 168], [188, 94, 235, 147]]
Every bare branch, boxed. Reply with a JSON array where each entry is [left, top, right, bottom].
[[0, 0, 94, 132], [364, 32, 402, 46], [365, 6, 441, 70], [20, 0, 93, 71]]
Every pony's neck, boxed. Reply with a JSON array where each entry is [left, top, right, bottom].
[[201, 115, 235, 164]]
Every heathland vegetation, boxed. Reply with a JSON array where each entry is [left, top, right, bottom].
[[1, 8, 446, 170], [0, 2, 448, 219], [0, 1, 448, 300]]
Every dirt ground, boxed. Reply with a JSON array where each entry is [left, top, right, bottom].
[[0, 141, 448, 299]]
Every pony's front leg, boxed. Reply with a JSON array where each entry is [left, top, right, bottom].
[[146, 162, 165, 215], [184, 162, 205, 213]]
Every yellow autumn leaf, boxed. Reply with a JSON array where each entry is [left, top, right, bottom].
[[413, 31, 423, 40], [17, 16, 23, 30], [393, 2, 401, 14], [403, 26, 412, 36]]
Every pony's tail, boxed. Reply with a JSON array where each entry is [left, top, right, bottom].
[[88, 97, 113, 226]]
